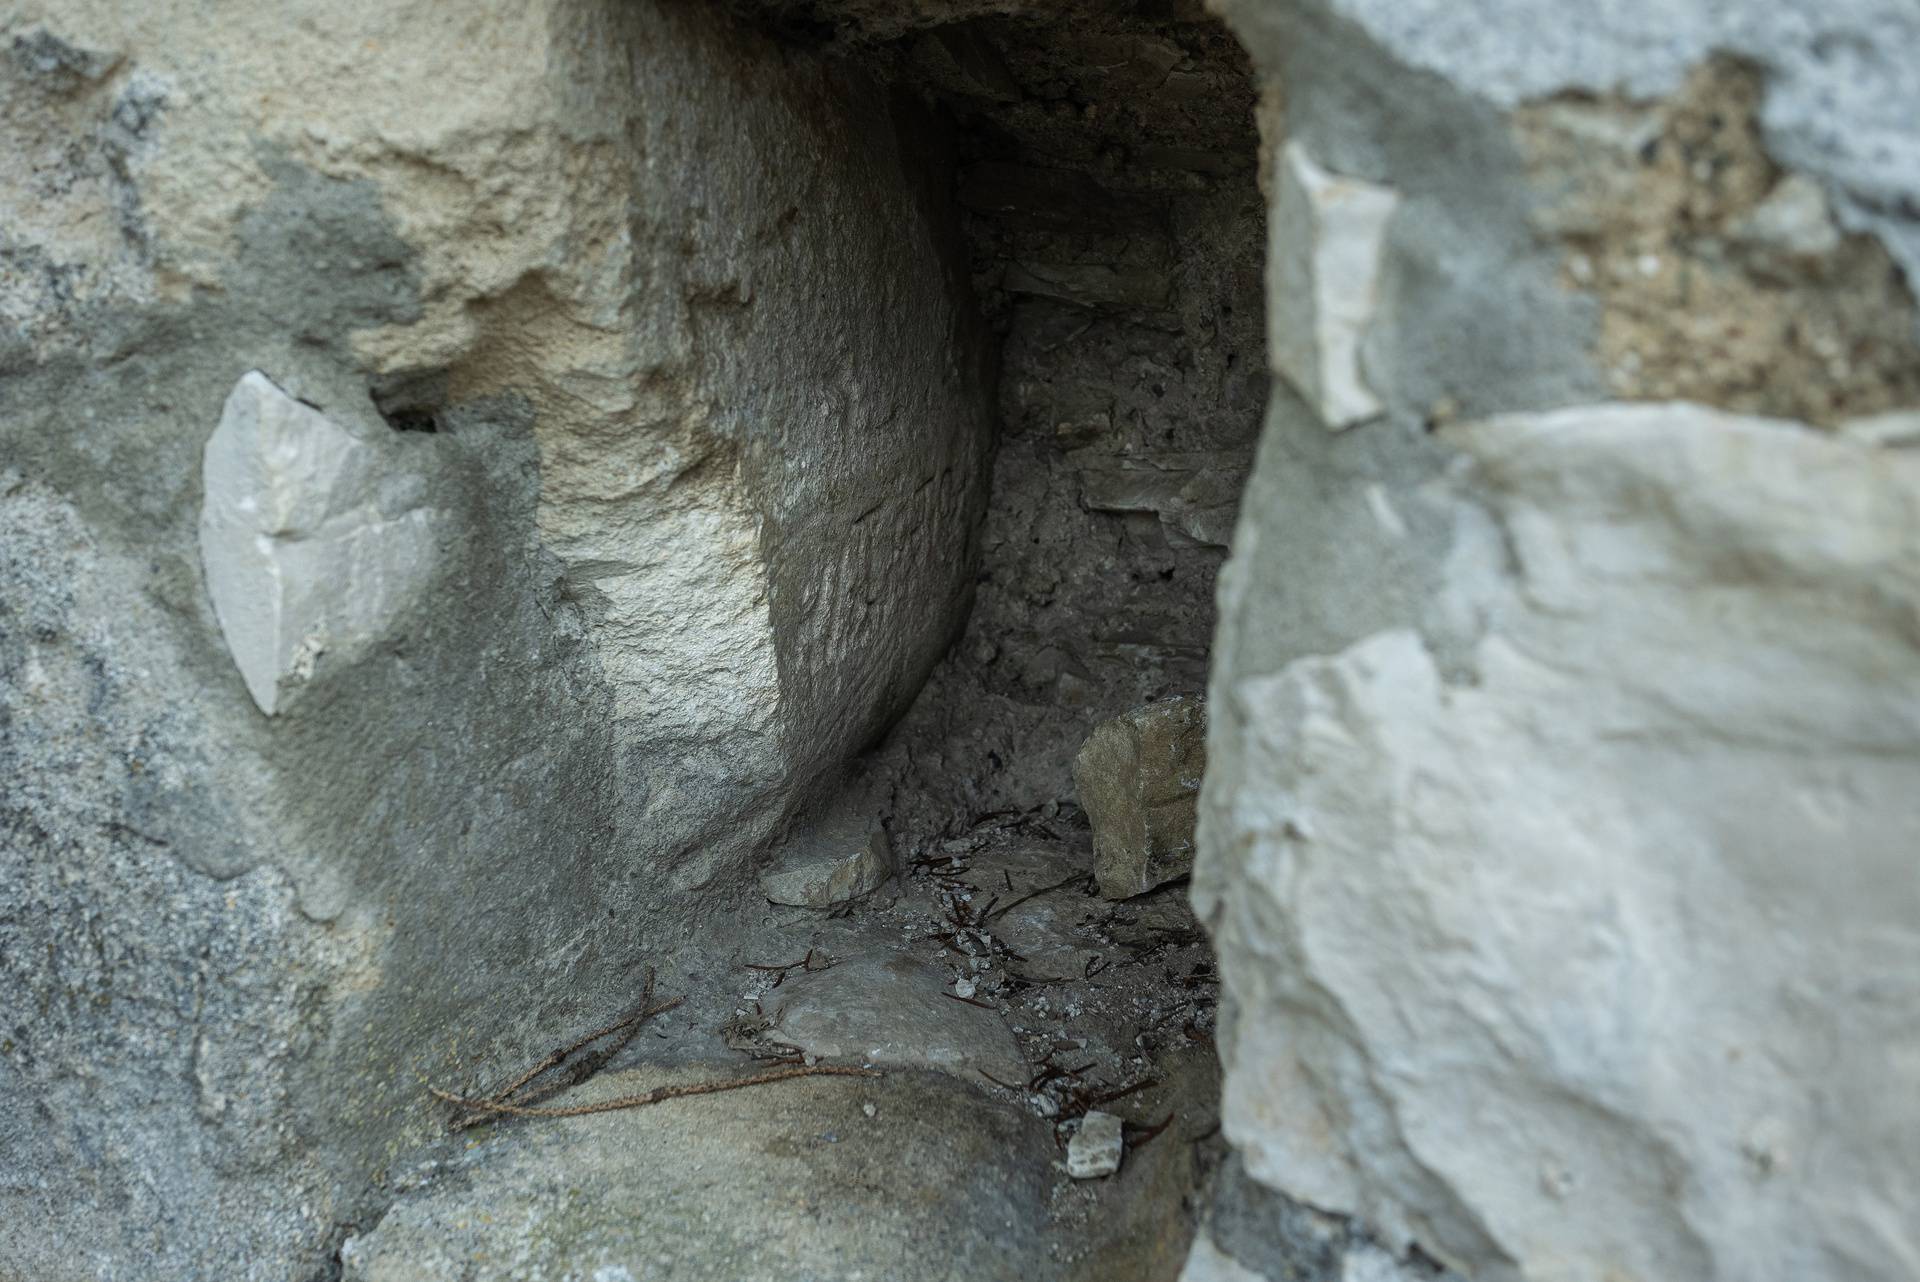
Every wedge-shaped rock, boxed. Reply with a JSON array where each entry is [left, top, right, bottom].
[[1074, 697, 1207, 900], [759, 800, 893, 908], [1270, 143, 1399, 430], [200, 372, 439, 714]]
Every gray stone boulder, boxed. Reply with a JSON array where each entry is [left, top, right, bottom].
[[1073, 697, 1207, 900], [1191, 0, 1920, 1272], [0, 2, 991, 1275]]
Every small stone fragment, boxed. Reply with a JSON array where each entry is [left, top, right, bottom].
[[1270, 142, 1399, 430], [1729, 173, 1842, 262], [1073, 697, 1206, 900], [759, 800, 892, 908], [1066, 1111, 1125, 1179]]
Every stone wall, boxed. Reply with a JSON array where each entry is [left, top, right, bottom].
[[1190, 2, 1920, 1279], [0, 2, 991, 1275]]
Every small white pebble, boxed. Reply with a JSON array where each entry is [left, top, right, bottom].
[[862, 1102, 877, 1119], [954, 977, 977, 999], [1067, 1111, 1125, 1179]]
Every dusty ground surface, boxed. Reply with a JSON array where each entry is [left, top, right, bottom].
[[345, 813, 1223, 1279]]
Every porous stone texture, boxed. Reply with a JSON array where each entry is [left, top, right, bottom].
[[1074, 697, 1206, 900], [1197, 2, 1920, 1279], [759, 798, 894, 908], [0, 2, 991, 1275], [201, 371, 444, 714], [1067, 1110, 1125, 1179]]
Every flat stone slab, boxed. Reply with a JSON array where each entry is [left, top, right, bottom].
[[772, 953, 1027, 1084], [341, 1067, 1061, 1282]]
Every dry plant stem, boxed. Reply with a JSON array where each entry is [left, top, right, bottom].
[[501, 997, 687, 1114], [485, 968, 659, 1104], [986, 873, 1092, 921], [431, 1064, 881, 1120]]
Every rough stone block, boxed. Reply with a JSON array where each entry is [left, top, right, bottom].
[[1073, 697, 1207, 900], [200, 371, 440, 715]]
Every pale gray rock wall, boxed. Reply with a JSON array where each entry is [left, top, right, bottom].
[[1197, 2, 1920, 1279], [0, 2, 990, 1276]]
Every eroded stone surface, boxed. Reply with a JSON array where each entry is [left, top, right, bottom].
[[0, 3, 991, 1275], [200, 371, 441, 714], [1074, 697, 1207, 900], [1198, 402, 1920, 1280], [1514, 59, 1920, 425], [340, 1067, 1062, 1282]]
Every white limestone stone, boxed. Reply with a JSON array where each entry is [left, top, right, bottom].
[[1269, 143, 1399, 430], [199, 372, 439, 715], [1066, 1110, 1125, 1179], [1198, 401, 1920, 1281]]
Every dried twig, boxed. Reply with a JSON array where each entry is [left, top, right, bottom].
[[1126, 1111, 1177, 1150], [434, 969, 876, 1132], [481, 969, 663, 1107], [986, 873, 1092, 921], [941, 991, 997, 1011], [431, 1064, 880, 1120]]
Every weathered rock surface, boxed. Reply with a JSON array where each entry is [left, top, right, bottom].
[[1179, 1158, 1449, 1282], [1, 2, 991, 1275], [1200, 402, 1920, 1281], [1194, 1, 1920, 1276], [1074, 697, 1207, 900], [772, 953, 1028, 1084], [759, 799, 893, 908], [201, 371, 443, 714]]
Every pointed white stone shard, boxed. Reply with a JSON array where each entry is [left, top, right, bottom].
[[1270, 142, 1400, 430], [199, 371, 439, 715]]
